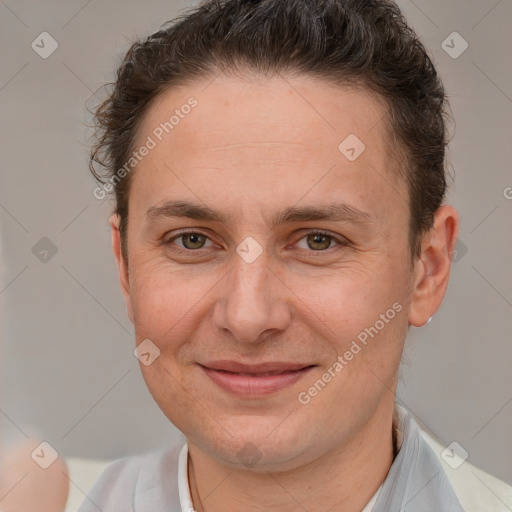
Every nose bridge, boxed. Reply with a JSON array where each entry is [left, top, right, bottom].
[[213, 246, 290, 343], [231, 248, 270, 301]]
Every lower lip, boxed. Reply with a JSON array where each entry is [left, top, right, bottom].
[[200, 366, 315, 397]]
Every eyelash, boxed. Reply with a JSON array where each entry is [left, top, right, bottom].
[[294, 230, 348, 251], [163, 229, 348, 254]]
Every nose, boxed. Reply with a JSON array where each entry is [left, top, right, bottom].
[[212, 247, 292, 344]]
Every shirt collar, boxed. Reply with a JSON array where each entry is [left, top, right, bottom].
[[178, 442, 195, 512], [177, 403, 462, 512], [179, 443, 384, 512]]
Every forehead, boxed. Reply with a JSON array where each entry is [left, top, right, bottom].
[[129, 73, 407, 224], [136, 73, 388, 153]]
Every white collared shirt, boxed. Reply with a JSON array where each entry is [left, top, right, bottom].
[[177, 442, 383, 512], [78, 403, 467, 512]]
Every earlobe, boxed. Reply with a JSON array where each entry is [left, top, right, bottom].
[[408, 205, 459, 327], [109, 213, 134, 324]]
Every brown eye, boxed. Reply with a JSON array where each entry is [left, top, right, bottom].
[[181, 233, 207, 249], [295, 231, 346, 252], [166, 232, 212, 250], [306, 233, 332, 250]]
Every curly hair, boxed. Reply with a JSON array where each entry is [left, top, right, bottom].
[[89, 0, 450, 264]]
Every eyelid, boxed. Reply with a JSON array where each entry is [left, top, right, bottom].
[[292, 229, 349, 250], [163, 228, 349, 252], [163, 228, 217, 250]]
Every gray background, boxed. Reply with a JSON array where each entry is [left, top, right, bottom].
[[1, 0, 511, 489]]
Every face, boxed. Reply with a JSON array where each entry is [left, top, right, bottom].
[[112, 73, 441, 472]]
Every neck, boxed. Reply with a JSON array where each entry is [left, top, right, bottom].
[[187, 400, 396, 512]]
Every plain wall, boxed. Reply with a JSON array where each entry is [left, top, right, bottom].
[[1, 0, 511, 487]]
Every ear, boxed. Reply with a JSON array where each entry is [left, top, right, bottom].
[[110, 213, 134, 324], [408, 205, 460, 327]]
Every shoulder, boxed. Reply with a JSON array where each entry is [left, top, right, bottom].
[[392, 404, 511, 511], [421, 430, 512, 512], [420, 428, 512, 512], [77, 439, 184, 512]]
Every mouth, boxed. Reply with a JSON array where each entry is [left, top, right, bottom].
[[198, 361, 316, 397]]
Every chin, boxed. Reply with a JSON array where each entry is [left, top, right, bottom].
[[185, 413, 324, 473]]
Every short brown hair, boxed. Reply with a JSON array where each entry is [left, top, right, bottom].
[[89, 0, 450, 263]]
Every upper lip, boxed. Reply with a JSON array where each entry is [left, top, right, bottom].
[[200, 360, 314, 375]]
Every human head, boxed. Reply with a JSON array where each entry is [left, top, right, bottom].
[[88, 0, 459, 475], [90, 0, 450, 265]]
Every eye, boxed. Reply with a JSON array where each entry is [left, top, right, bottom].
[[295, 230, 346, 251], [165, 231, 215, 251]]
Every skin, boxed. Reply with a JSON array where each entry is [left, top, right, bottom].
[[110, 72, 459, 512], [0, 440, 69, 512]]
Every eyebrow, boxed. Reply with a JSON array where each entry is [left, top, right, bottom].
[[269, 202, 373, 226], [145, 200, 373, 227]]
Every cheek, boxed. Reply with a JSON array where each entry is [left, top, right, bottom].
[[295, 263, 396, 332], [295, 261, 408, 373], [128, 260, 208, 338], [129, 265, 205, 421]]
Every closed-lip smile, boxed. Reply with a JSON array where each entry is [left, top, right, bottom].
[[198, 360, 316, 396]]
